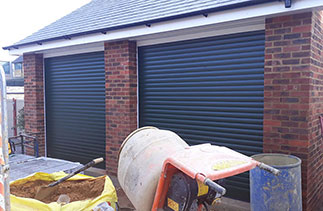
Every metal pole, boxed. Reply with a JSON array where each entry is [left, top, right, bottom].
[[34, 137, 39, 158], [0, 65, 10, 210], [20, 134, 24, 154], [13, 98, 17, 136]]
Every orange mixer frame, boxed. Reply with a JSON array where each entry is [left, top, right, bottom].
[[151, 144, 279, 211]]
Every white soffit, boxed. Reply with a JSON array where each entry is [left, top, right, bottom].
[[42, 42, 104, 58], [43, 18, 263, 58], [9, 0, 323, 56]]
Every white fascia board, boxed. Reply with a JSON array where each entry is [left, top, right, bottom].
[[9, 0, 323, 56], [42, 19, 264, 58]]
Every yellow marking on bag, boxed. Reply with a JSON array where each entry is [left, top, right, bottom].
[[167, 198, 179, 211]]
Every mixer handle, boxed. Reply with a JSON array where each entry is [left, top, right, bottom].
[[204, 178, 226, 196], [258, 162, 280, 175]]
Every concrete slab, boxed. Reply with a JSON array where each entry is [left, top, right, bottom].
[[84, 167, 106, 177], [210, 197, 250, 211]]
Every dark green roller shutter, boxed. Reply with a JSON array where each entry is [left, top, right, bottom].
[[45, 52, 106, 168], [139, 30, 265, 201]]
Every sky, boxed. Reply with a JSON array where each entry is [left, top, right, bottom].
[[0, 0, 91, 62]]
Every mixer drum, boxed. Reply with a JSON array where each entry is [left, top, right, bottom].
[[118, 127, 189, 211]]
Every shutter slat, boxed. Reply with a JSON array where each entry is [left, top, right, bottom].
[[45, 51, 106, 168], [139, 30, 265, 201]]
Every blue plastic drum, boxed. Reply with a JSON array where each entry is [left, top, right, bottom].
[[250, 153, 302, 211]]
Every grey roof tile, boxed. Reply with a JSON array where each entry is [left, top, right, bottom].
[[8, 0, 270, 48], [12, 56, 23, 63]]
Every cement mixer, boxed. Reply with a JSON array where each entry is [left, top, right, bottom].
[[118, 127, 279, 211]]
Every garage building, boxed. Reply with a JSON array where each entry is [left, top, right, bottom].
[[4, 0, 322, 209]]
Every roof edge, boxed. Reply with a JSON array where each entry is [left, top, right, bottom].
[[3, 0, 278, 50]]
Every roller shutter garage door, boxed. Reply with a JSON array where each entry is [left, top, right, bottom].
[[139, 31, 265, 201], [45, 52, 106, 168]]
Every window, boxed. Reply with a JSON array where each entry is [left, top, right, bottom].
[[14, 63, 22, 70]]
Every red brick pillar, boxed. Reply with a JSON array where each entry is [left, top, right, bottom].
[[23, 53, 45, 156], [104, 40, 137, 175], [307, 11, 323, 211], [264, 11, 322, 211]]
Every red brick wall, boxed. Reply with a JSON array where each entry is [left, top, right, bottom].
[[264, 11, 322, 211], [104, 40, 138, 175], [307, 11, 323, 210], [23, 53, 45, 156]]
